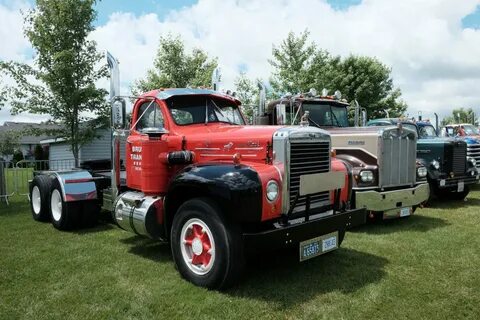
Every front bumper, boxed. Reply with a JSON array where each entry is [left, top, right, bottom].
[[436, 174, 479, 189], [243, 208, 366, 252], [354, 183, 430, 213]]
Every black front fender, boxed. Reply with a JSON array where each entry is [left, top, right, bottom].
[[166, 163, 263, 224]]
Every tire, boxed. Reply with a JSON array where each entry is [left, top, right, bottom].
[[49, 179, 81, 231], [170, 198, 244, 290], [29, 175, 52, 222]]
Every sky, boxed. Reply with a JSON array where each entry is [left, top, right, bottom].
[[1, 0, 480, 124]]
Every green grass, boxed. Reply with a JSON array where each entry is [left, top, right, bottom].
[[1, 189, 480, 320]]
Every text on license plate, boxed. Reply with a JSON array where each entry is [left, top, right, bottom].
[[400, 207, 411, 217], [299, 231, 338, 262]]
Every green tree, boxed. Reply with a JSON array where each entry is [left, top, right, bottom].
[[234, 72, 259, 124], [0, 0, 108, 166], [269, 31, 316, 95], [269, 31, 407, 120], [0, 131, 20, 158], [441, 107, 477, 126], [327, 55, 407, 119], [133, 34, 218, 94]]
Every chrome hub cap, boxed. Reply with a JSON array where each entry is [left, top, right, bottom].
[[32, 186, 41, 214], [50, 189, 62, 222], [180, 218, 215, 275]]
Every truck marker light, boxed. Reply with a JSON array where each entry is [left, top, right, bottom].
[[233, 153, 242, 164]]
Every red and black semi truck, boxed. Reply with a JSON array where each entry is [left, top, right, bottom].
[[28, 56, 366, 289]]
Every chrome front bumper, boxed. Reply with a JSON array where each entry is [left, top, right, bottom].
[[354, 183, 430, 212]]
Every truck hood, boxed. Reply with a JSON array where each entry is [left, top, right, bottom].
[[176, 124, 286, 163], [326, 126, 417, 164]]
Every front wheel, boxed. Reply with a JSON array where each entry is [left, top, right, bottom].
[[170, 198, 244, 290]]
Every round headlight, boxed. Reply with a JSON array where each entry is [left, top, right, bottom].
[[467, 157, 477, 167], [417, 167, 428, 178], [359, 170, 374, 182], [430, 160, 440, 170], [266, 180, 279, 202]]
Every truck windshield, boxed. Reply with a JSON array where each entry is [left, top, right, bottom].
[[301, 103, 349, 127], [463, 125, 479, 135], [167, 96, 245, 126], [418, 125, 437, 138]]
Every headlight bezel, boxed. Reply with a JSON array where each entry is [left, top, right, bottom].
[[430, 160, 440, 170], [417, 166, 428, 178], [467, 157, 477, 168], [266, 180, 279, 202], [359, 170, 374, 182]]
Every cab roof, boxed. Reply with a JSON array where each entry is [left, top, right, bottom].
[[140, 88, 241, 104]]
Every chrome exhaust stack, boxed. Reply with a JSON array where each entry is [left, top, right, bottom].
[[106, 51, 123, 199], [211, 67, 222, 91], [255, 80, 269, 125]]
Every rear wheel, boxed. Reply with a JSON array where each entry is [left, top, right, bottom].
[[170, 198, 244, 290], [50, 179, 81, 230], [29, 175, 52, 222]]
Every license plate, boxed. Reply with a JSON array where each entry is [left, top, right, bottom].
[[457, 181, 464, 192], [440, 179, 446, 187], [299, 231, 338, 262], [400, 207, 411, 217]]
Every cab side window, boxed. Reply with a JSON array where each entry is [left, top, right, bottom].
[[136, 102, 164, 131]]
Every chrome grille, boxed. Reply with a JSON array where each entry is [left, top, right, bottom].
[[467, 143, 480, 169], [289, 141, 330, 212], [452, 143, 467, 174], [379, 128, 417, 187]]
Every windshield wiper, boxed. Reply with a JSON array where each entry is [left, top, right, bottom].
[[307, 115, 322, 128], [330, 105, 342, 127]]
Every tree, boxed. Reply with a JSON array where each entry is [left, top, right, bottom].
[[133, 34, 218, 94], [269, 31, 407, 119], [269, 31, 316, 95], [234, 72, 259, 124], [0, 0, 108, 166], [328, 55, 407, 119], [0, 131, 20, 158], [441, 107, 477, 126]]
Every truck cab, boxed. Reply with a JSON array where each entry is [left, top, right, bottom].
[[368, 119, 479, 200], [262, 91, 430, 220], [28, 88, 366, 289]]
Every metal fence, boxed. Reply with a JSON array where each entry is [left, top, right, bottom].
[[0, 159, 76, 205]]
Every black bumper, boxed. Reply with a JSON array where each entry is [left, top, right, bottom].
[[243, 208, 366, 252], [436, 174, 479, 189]]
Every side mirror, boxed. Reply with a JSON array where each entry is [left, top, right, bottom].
[[112, 97, 126, 129], [275, 104, 286, 125]]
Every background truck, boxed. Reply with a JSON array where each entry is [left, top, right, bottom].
[[367, 119, 479, 200], [258, 88, 429, 220], [443, 123, 480, 170], [27, 57, 365, 289]]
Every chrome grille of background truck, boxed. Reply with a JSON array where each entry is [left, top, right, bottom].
[[467, 143, 480, 169], [379, 127, 417, 188], [289, 141, 331, 212]]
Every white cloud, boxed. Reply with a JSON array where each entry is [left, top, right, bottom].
[[2, 0, 480, 124]]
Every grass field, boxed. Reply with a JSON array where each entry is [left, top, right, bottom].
[[1, 189, 480, 320]]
